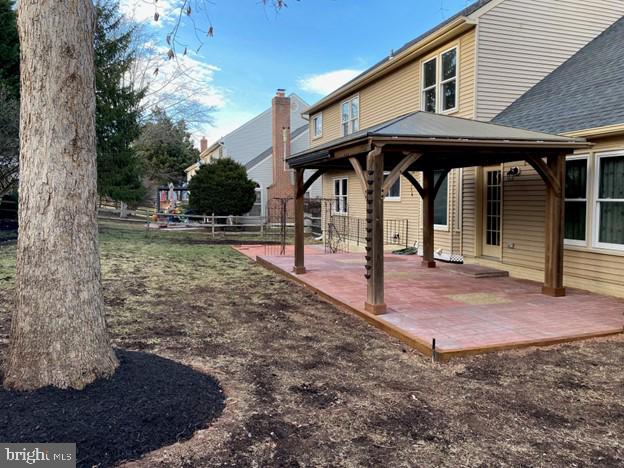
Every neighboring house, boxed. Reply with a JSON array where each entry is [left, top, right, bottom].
[[299, 0, 623, 296], [186, 91, 320, 217], [488, 17, 624, 297]]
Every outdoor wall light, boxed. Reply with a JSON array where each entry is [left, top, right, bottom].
[[506, 166, 521, 180]]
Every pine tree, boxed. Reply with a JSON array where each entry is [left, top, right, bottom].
[[134, 107, 199, 186], [0, 0, 19, 98], [95, 0, 146, 206]]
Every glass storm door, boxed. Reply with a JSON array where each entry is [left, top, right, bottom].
[[482, 167, 502, 258]]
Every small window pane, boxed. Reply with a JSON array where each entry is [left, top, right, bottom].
[[442, 80, 456, 111], [434, 170, 448, 226], [424, 88, 436, 113], [313, 115, 322, 137], [342, 123, 349, 136], [389, 179, 400, 198], [424, 58, 437, 88], [599, 156, 624, 199], [566, 159, 587, 199], [599, 202, 624, 244], [342, 178, 348, 196], [341, 102, 349, 123], [565, 201, 586, 241], [442, 49, 457, 81], [352, 118, 359, 132], [351, 98, 359, 119]]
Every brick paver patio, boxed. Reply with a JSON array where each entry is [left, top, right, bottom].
[[235, 245, 624, 359]]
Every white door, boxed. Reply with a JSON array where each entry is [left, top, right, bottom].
[[482, 167, 502, 258]]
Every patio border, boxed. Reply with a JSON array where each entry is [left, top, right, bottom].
[[252, 253, 623, 362]]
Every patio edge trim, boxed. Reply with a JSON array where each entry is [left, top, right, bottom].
[[245, 250, 624, 362]]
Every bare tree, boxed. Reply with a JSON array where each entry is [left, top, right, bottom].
[[4, 0, 118, 390]]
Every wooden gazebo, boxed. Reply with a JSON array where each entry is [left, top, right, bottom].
[[288, 112, 590, 315]]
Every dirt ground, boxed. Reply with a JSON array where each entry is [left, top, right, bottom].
[[0, 221, 623, 467]]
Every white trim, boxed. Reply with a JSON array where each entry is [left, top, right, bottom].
[[311, 112, 323, 139], [332, 176, 349, 215], [434, 169, 450, 230], [420, 45, 459, 115], [383, 171, 401, 202], [592, 150, 624, 251], [564, 154, 589, 247], [439, 45, 459, 114], [341, 95, 360, 136]]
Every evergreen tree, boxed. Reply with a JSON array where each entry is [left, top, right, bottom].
[[0, 0, 19, 98], [95, 0, 146, 205], [188, 158, 257, 216], [134, 107, 199, 185]]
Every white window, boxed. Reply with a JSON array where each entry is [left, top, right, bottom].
[[422, 47, 457, 113], [434, 170, 449, 228], [333, 177, 348, 214], [564, 156, 588, 245], [312, 113, 323, 138], [593, 152, 624, 250], [383, 171, 401, 201], [341, 96, 359, 136]]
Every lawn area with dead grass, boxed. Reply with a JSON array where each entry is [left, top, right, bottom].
[[0, 221, 623, 467]]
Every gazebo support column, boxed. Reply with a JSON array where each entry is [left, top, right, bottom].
[[293, 168, 306, 274], [365, 146, 387, 315], [542, 155, 566, 296], [421, 169, 436, 268]]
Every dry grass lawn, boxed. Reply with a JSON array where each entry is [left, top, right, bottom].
[[0, 221, 623, 467]]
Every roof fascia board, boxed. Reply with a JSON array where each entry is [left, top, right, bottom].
[[370, 136, 591, 150], [465, 0, 505, 20], [563, 123, 624, 139], [305, 18, 474, 115]]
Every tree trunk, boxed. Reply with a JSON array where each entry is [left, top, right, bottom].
[[4, 0, 118, 391]]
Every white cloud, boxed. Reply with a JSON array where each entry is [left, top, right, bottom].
[[297, 69, 363, 96]]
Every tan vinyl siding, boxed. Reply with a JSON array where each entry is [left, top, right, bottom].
[[310, 28, 476, 147], [463, 134, 624, 298], [476, 0, 624, 121]]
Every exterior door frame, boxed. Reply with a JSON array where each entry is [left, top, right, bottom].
[[478, 164, 504, 259]]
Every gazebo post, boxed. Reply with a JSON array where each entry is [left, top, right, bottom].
[[421, 168, 436, 268], [293, 168, 306, 275], [365, 146, 387, 315], [543, 154, 566, 296]]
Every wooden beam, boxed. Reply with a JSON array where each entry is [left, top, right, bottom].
[[349, 157, 368, 198], [293, 168, 306, 275], [543, 155, 566, 297], [526, 156, 562, 196], [382, 152, 422, 196], [433, 168, 451, 198], [402, 171, 425, 199], [364, 146, 386, 315], [421, 169, 436, 268], [298, 168, 326, 197]]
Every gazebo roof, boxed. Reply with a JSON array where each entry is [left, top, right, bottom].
[[288, 112, 590, 170]]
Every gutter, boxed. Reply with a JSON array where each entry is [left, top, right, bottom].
[[563, 123, 624, 139], [304, 17, 475, 116]]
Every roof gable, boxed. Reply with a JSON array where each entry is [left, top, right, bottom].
[[494, 16, 624, 134]]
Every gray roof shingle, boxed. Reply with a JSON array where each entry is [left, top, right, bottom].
[[494, 16, 624, 134]]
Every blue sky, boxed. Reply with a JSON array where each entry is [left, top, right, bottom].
[[121, 0, 474, 145]]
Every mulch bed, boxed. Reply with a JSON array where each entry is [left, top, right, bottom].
[[0, 349, 225, 468]]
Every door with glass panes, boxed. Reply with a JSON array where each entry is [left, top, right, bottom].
[[481, 166, 503, 258]]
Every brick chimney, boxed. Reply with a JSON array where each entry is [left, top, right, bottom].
[[200, 136, 208, 153], [267, 89, 294, 202]]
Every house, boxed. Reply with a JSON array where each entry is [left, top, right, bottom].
[[185, 91, 320, 217], [293, 0, 623, 297], [487, 17, 624, 297]]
